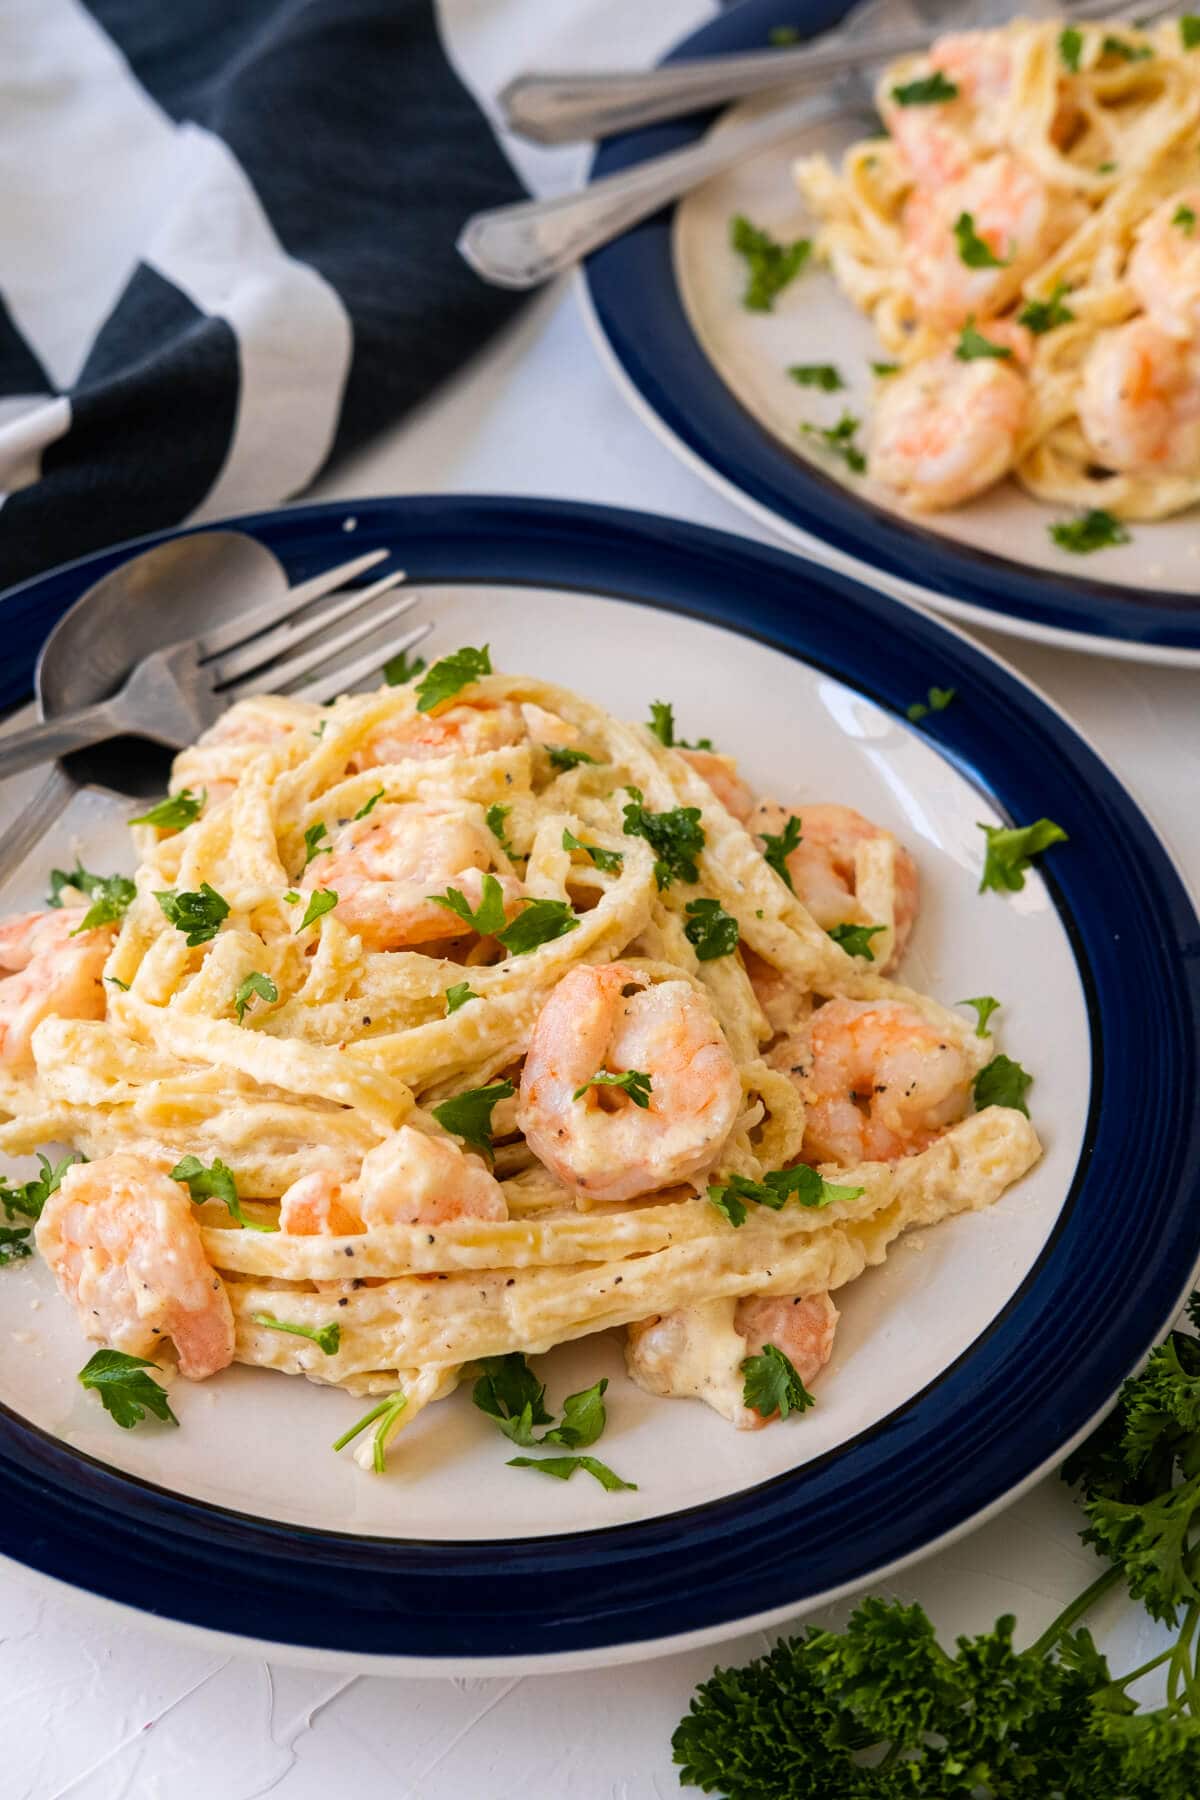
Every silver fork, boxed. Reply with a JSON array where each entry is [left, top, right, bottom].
[[460, 0, 1172, 289], [0, 555, 431, 779]]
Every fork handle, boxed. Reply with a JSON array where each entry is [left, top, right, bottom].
[[499, 29, 927, 144], [458, 93, 843, 290], [0, 701, 130, 780]]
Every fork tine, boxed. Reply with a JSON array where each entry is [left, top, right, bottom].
[[224, 591, 425, 697], [207, 569, 410, 685], [197, 550, 390, 660], [288, 620, 433, 707]]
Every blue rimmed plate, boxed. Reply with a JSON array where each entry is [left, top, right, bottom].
[[0, 494, 1197, 1673], [583, 0, 1200, 665]]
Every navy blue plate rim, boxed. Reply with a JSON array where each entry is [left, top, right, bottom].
[[585, 0, 1200, 655], [0, 493, 1197, 1665]]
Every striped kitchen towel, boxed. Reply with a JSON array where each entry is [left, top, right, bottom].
[[0, 0, 526, 591]]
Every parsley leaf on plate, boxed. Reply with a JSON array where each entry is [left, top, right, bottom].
[[891, 70, 959, 105], [872, 359, 900, 376], [973, 1053, 1033, 1115], [730, 214, 811, 311], [171, 1154, 278, 1232], [906, 684, 956, 722], [414, 644, 491, 713], [573, 1069, 653, 1108], [253, 1313, 341, 1355], [382, 648, 426, 686], [507, 1454, 636, 1492], [1050, 508, 1131, 553], [622, 787, 705, 889], [431, 1079, 515, 1162], [444, 981, 478, 1015], [827, 921, 886, 960], [0, 1225, 32, 1266], [788, 363, 844, 391], [978, 817, 1068, 893], [49, 862, 137, 934], [78, 1349, 178, 1429], [472, 1352, 554, 1447], [155, 882, 230, 946], [645, 700, 713, 751], [562, 827, 623, 874], [960, 994, 1001, 1036], [683, 898, 739, 961], [741, 1344, 815, 1420], [800, 411, 866, 472], [0, 1151, 81, 1223], [759, 813, 802, 890], [234, 971, 277, 1024], [129, 788, 205, 832]]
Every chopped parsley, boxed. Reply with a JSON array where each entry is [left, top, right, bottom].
[[547, 745, 597, 772], [252, 1313, 341, 1355], [105, 976, 130, 991], [768, 24, 800, 45], [955, 319, 1013, 361], [1018, 281, 1075, 333], [353, 789, 385, 820], [431, 1079, 515, 1162], [445, 981, 478, 1015], [827, 921, 886, 960], [170, 1154, 278, 1232], [414, 644, 491, 714], [759, 813, 802, 890], [1102, 34, 1153, 61], [486, 802, 517, 858], [788, 363, 845, 391], [508, 1454, 636, 1492], [233, 971, 277, 1024], [301, 820, 330, 868], [622, 787, 705, 890], [709, 1165, 864, 1227], [890, 70, 959, 106], [331, 1390, 407, 1473], [0, 1226, 32, 1266], [871, 360, 900, 376], [683, 897, 740, 961], [498, 898, 579, 956], [1174, 203, 1196, 235], [0, 1151, 80, 1223], [1059, 24, 1083, 70], [741, 1344, 815, 1421], [1183, 15, 1200, 50], [129, 788, 206, 832], [730, 214, 811, 312], [562, 827, 623, 874], [78, 1349, 178, 1429], [297, 888, 338, 932], [953, 211, 1007, 268], [978, 817, 1068, 894], [906, 684, 956, 722], [154, 882, 230, 946], [472, 1353, 554, 1445], [48, 862, 137, 934], [974, 1052, 1033, 1115], [646, 700, 713, 751], [573, 1069, 653, 1109], [960, 994, 1001, 1037], [382, 648, 426, 686], [1050, 508, 1131, 554], [431, 874, 508, 937], [800, 411, 866, 473]]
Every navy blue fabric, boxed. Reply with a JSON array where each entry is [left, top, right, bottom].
[[0, 1, 525, 596]]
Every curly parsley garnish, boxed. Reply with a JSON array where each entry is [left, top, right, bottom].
[[891, 70, 959, 106], [955, 319, 1013, 362], [959, 994, 1001, 1037], [683, 898, 739, 961], [155, 882, 230, 946], [973, 1052, 1033, 1115], [79, 1349, 178, 1429], [709, 1165, 864, 1227], [978, 817, 1068, 893], [171, 1154, 278, 1232], [234, 971, 277, 1024], [0, 1151, 81, 1223], [906, 684, 956, 723], [800, 411, 866, 472], [129, 788, 205, 832], [788, 363, 844, 391], [414, 644, 491, 714], [827, 921, 886, 960], [573, 1069, 653, 1109], [1018, 281, 1075, 334], [953, 210, 1008, 268], [562, 827, 623, 874], [759, 813, 802, 890], [445, 981, 478, 1015], [297, 889, 338, 932], [431, 1079, 515, 1162], [741, 1344, 815, 1421], [730, 214, 811, 311], [622, 787, 705, 890], [253, 1313, 341, 1355], [1050, 508, 1131, 554], [48, 863, 137, 934]]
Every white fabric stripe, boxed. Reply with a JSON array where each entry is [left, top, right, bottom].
[[0, 398, 73, 500], [0, 0, 179, 391], [143, 125, 353, 521]]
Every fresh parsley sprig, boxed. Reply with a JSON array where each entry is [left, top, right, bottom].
[[800, 411, 866, 473], [431, 1080, 515, 1162], [155, 882, 230, 946], [646, 700, 714, 752], [891, 70, 959, 105], [48, 863, 137, 934], [430, 875, 578, 955], [234, 971, 278, 1024], [730, 214, 811, 311], [382, 648, 426, 686], [129, 788, 206, 832], [0, 1151, 81, 1223], [332, 1390, 408, 1472], [414, 644, 491, 713], [827, 921, 885, 960], [709, 1165, 864, 1227], [473, 1355, 636, 1490], [508, 1454, 636, 1492], [978, 817, 1068, 893], [622, 788, 705, 890], [741, 1343, 815, 1420], [960, 994, 1001, 1037], [759, 814, 802, 890], [171, 1155, 278, 1232], [78, 1349, 178, 1429], [1050, 509, 1131, 554], [974, 1052, 1033, 1115], [684, 898, 739, 961], [573, 1069, 653, 1108], [0, 1226, 32, 1266]]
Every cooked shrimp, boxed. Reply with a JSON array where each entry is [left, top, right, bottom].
[[0, 908, 113, 1071], [357, 1126, 507, 1226], [800, 998, 975, 1166], [355, 701, 527, 769], [518, 962, 742, 1204], [279, 1170, 364, 1235], [751, 801, 919, 971], [869, 344, 1029, 510], [625, 1291, 838, 1430], [742, 947, 809, 1036], [903, 154, 1079, 330], [302, 801, 524, 952], [881, 31, 1012, 189], [680, 749, 755, 823], [36, 1152, 235, 1380], [1078, 316, 1200, 475], [1128, 190, 1200, 340], [734, 1292, 839, 1426]]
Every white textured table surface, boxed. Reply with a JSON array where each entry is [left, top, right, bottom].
[[4, 3, 1199, 1794]]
